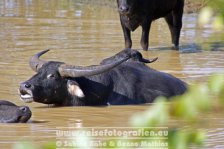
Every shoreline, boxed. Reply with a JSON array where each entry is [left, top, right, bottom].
[[75, 0, 206, 13]]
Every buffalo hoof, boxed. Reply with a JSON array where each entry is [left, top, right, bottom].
[[172, 45, 179, 50], [141, 43, 149, 51]]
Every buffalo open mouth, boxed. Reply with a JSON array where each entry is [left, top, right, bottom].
[[19, 90, 34, 103]]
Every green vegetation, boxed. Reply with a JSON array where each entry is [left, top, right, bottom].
[[197, 0, 224, 49], [130, 74, 224, 149], [198, 0, 224, 30]]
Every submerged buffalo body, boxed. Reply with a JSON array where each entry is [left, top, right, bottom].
[[117, 0, 184, 50], [19, 49, 186, 106], [0, 100, 31, 123]]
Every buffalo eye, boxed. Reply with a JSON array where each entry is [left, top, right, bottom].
[[47, 74, 55, 79], [19, 106, 27, 112]]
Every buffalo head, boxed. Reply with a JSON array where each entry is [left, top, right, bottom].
[[0, 100, 31, 123], [19, 50, 129, 105], [117, 0, 138, 15]]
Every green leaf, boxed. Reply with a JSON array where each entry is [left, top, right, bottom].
[[130, 97, 169, 127], [198, 7, 213, 26], [208, 74, 224, 94]]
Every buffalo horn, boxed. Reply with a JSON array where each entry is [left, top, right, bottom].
[[29, 49, 49, 72], [139, 57, 158, 63], [59, 56, 130, 77], [130, 50, 158, 63]]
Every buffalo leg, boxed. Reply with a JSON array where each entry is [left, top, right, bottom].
[[120, 17, 132, 48], [172, 0, 184, 49], [165, 13, 175, 45], [140, 20, 152, 51]]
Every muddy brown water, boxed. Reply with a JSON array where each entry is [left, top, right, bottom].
[[0, 0, 224, 148]]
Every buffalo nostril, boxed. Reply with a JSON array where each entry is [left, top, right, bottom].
[[24, 84, 31, 88], [120, 6, 129, 12]]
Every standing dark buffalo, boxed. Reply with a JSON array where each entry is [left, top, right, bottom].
[[117, 0, 184, 50], [19, 49, 187, 106]]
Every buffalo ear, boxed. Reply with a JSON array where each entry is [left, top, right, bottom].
[[67, 80, 85, 98]]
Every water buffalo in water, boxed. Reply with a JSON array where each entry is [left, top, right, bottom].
[[19, 49, 186, 106], [0, 100, 31, 123], [117, 0, 184, 50]]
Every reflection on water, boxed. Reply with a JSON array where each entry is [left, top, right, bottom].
[[0, 0, 224, 148]]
